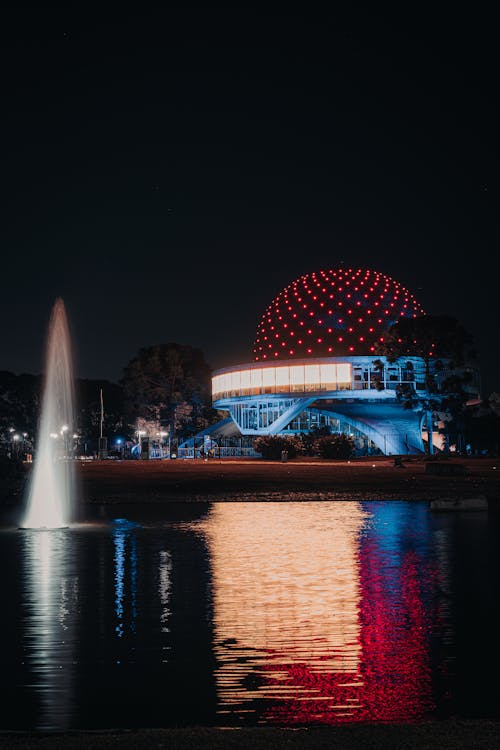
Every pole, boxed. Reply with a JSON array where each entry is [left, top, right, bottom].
[[100, 389, 104, 440], [98, 389, 108, 459]]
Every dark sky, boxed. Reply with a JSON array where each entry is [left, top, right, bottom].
[[0, 9, 497, 394]]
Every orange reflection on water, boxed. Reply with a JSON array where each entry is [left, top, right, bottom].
[[193, 501, 368, 722]]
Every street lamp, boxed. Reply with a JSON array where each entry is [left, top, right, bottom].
[[137, 430, 146, 456], [157, 431, 168, 458], [12, 433, 20, 457], [116, 438, 123, 459]]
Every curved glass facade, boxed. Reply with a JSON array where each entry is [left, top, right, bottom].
[[212, 357, 426, 401]]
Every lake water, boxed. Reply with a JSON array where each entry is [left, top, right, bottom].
[[0, 499, 498, 731]]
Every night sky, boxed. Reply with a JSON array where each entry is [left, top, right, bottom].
[[1, 10, 496, 394]]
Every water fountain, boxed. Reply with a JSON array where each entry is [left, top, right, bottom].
[[20, 298, 77, 529]]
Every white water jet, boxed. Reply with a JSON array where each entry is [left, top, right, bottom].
[[21, 298, 77, 529]]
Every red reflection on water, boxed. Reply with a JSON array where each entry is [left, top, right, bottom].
[[196, 502, 435, 726], [263, 543, 434, 725]]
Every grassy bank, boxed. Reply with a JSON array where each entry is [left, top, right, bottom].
[[2, 455, 500, 507], [75, 455, 500, 504]]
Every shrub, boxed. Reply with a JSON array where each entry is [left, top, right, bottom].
[[315, 433, 355, 459], [253, 435, 301, 460]]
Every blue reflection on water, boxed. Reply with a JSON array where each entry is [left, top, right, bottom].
[[112, 519, 139, 638], [0, 500, 497, 732]]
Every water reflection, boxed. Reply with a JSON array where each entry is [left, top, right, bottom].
[[112, 519, 138, 637], [189, 501, 435, 724], [2, 501, 497, 731], [21, 529, 77, 730]]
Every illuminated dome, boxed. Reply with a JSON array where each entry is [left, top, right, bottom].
[[253, 267, 426, 360]]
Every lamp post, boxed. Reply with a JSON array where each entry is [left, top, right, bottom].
[[12, 433, 20, 457], [158, 431, 168, 458], [137, 430, 146, 457]]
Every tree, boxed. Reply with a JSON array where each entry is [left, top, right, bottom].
[[375, 315, 479, 454], [0, 371, 41, 451], [120, 343, 217, 441]]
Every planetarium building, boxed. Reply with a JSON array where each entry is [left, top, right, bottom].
[[210, 267, 446, 456]]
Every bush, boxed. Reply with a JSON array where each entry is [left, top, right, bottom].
[[254, 435, 301, 460], [315, 433, 355, 459]]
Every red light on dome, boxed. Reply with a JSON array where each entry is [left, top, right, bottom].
[[253, 267, 425, 361]]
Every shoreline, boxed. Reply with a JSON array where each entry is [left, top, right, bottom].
[[1, 720, 499, 749], [2, 455, 500, 507]]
